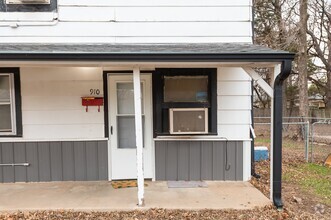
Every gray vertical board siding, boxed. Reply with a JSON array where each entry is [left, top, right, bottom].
[[62, 142, 75, 181], [155, 140, 244, 181], [0, 140, 108, 183], [86, 141, 98, 181], [155, 141, 166, 180], [189, 142, 201, 180], [201, 141, 213, 180], [2, 143, 15, 182], [236, 142, 244, 180], [38, 142, 51, 182], [14, 143, 27, 182], [212, 141, 225, 180], [97, 141, 108, 180], [74, 142, 87, 181], [224, 142, 236, 180], [26, 143, 39, 182], [177, 142, 189, 181], [50, 142, 63, 181], [166, 141, 178, 180]]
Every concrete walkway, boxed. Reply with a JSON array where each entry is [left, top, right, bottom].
[[0, 181, 270, 212]]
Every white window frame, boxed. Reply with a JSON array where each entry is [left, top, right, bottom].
[[0, 73, 16, 136], [169, 108, 208, 135]]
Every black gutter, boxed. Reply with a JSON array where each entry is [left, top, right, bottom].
[[272, 59, 292, 209], [0, 53, 295, 62]]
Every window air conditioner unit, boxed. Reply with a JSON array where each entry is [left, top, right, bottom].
[[6, 0, 50, 4], [169, 108, 208, 134]]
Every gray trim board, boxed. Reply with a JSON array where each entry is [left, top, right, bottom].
[[0, 140, 108, 183], [155, 140, 244, 181]]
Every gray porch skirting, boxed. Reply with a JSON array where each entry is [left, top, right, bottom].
[[0, 141, 108, 183], [155, 141, 243, 181], [1, 140, 244, 183]]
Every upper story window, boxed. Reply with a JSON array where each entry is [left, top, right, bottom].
[[0, 68, 22, 137], [153, 68, 217, 136]]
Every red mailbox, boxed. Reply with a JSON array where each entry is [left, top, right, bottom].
[[82, 97, 104, 112]]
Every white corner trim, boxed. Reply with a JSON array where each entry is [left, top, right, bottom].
[[242, 67, 274, 98], [242, 141, 251, 181]]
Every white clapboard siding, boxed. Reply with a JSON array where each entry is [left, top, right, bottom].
[[217, 81, 251, 96], [20, 67, 102, 81], [58, 0, 252, 7], [218, 67, 252, 81], [22, 110, 104, 125], [217, 125, 250, 139], [58, 7, 250, 22], [218, 96, 251, 110], [21, 81, 103, 97], [0, 22, 251, 37], [20, 67, 105, 140], [22, 96, 92, 111], [0, 0, 252, 43], [23, 124, 105, 139], [0, 36, 252, 43], [217, 67, 252, 139], [218, 110, 251, 125]]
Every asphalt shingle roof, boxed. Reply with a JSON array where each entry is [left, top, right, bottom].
[[0, 43, 296, 62], [0, 43, 290, 55]]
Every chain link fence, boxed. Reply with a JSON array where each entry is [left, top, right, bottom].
[[254, 116, 331, 164]]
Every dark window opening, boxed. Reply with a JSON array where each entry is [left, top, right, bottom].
[[1, 0, 57, 12], [0, 68, 22, 137], [153, 68, 217, 137]]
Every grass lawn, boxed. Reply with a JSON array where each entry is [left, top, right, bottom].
[[252, 137, 331, 217]]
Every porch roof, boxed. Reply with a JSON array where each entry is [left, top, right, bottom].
[[0, 43, 295, 61]]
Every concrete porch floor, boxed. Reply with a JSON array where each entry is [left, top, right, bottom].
[[0, 181, 270, 212]]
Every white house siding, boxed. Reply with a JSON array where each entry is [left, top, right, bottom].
[[217, 67, 252, 140], [20, 67, 104, 140], [0, 0, 253, 43]]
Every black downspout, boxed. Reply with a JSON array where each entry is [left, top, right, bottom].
[[272, 60, 292, 209]]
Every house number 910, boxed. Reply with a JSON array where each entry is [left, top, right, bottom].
[[90, 89, 100, 95]]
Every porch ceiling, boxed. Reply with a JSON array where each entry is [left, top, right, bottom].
[[0, 43, 294, 62]]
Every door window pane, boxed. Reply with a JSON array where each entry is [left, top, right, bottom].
[[117, 116, 144, 149], [0, 75, 10, 102], [117, 83, 144, 114], [164, 76, 208, 102], [0, 104, 12, 131]]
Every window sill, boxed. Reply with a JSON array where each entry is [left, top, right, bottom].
[[154, 136, 252, 141], [0, 134, 22, 138], [0, 12, 57, 22]]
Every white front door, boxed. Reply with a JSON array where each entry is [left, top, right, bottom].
[[108, 74, 153, 180]]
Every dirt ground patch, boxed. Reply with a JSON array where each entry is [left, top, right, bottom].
[[0, 206, 312, 220], [251, 138, 331, 219]]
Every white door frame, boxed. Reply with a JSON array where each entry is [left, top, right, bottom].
[[106, 73, 154, 181]]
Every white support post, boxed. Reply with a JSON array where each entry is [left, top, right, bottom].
[[270, 64, 281, 200], [133, 67, 145, 207]]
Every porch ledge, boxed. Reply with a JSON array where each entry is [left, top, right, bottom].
[[154, 136, 252, 141], [0, 138, 109, 143]]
